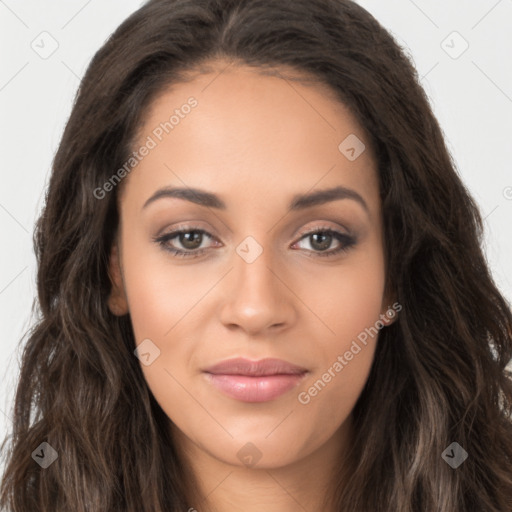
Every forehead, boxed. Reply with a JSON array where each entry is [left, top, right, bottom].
[[140, 61, 370, 150], [122, 61, 379, 217]]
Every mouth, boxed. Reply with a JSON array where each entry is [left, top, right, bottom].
[[202, 357, 309, 403]]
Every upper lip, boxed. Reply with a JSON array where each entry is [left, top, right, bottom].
[[203, 357, 308, 376]]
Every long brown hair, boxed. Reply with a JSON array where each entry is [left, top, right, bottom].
[[2, 0, 512, 510]]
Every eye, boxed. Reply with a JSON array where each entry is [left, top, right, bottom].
[[292, 226, 356, 258], [153, 226, 218, 258], [153, 225, 357, 259]]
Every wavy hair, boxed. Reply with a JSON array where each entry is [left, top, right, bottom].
[[1, 0, 512, 510]]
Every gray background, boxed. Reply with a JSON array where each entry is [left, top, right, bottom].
[[1, 0, 512, 473]]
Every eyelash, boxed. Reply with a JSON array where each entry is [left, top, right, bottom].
[[153, 224, 357, 259]]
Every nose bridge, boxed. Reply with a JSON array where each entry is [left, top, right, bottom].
[[236, 237, 279, 294], [219, 234, 294, 333], [235, 235, 284, 304]]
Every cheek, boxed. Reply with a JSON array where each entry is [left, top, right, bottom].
[[297, 241, 387, 346], [121, 234, 212, 343], [294, 246, 385, 426], [121, 249, 208, 430]]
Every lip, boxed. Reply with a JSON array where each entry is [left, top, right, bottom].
[[204, 357, 308, 376], [203, 357, 308, 403]]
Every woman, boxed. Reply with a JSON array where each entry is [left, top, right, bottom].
[[1, 0, 512, 510]]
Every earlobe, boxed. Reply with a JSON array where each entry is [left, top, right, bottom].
[[380, 294, 400, 327], [107, 242, 129, 316]]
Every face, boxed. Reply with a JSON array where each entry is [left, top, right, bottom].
[[108, 60, 396, 470]]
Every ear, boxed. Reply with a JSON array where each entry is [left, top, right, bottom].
[[107, 242, 129, 316], [379, 288, 400, 327]]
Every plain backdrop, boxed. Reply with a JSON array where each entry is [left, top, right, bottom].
[[1, 0, 512, 475]]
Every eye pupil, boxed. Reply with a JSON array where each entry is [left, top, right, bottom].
[[180, 231, 203, 250], [310, 232, 332, 251], [156, 226, 353, 259]]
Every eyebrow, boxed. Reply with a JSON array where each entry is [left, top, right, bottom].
[[142, 185, 370, 215]]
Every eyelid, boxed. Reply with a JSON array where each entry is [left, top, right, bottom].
[[153, 221, 357, 259], [294, 222, 352, 239], [155, 220, 352, 245]]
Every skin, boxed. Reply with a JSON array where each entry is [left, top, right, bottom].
[[107, 59, 397, 511]]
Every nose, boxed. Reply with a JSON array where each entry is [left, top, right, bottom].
[[218, 243, 297, 336]]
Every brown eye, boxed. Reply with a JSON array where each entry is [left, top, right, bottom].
[[292, 228, 356, 258], [153, 227, 217, 258], [175, 230, 204, 250]]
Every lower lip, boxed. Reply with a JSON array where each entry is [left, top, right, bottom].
[[204, 373, 307, 402]]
